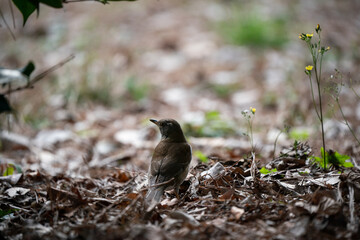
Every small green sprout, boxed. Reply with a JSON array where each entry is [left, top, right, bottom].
[[194, 150, 208, 163], [259, 167, 278, 175]]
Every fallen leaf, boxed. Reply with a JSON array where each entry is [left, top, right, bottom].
[[5, 187, 30, 197], [231, 206, 245, 220]]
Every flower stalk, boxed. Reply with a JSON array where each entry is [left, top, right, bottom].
[[300, 24, 330, 169], [242, 107, 256, 154]]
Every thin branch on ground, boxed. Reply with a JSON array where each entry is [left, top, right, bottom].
[[3, 55, 75, 95]]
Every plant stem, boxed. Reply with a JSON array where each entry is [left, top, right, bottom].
[[336, 99, 360, 145], [273, 130, 283, 160], [308, 75, 321, 119], [248, 118, 254, 153], [349, 79, 360, 100], [314, 54, 326, 169]]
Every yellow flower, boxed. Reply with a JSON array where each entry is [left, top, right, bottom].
[[315, 24, 321, 32], [298, 33, 306, 40], [305, 65, 313, 71], [326, 46, 330, 50], [251, 107, 256, 114], [306, 33, 313, 38]]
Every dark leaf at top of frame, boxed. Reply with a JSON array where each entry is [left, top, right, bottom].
[[39, 0, 63, 8], [104, 0, 138, 3], [12, 0, 39, 26]]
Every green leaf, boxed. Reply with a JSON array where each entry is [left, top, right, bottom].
[[329, 151, 352, 168], [3, 166, 14, 176], [343, 162, 354, 168], [311, 148, 353, 169], [299, 170, 309, 175], [289, 129, 309, 141], [194, 150, 208, 163], [260, 167, 277, 175], [310, 154, 325, 168], [12, 0, 38, 26], [1, 163, 22, 176], [259, 167, 270, 174], [205, 111, 220, 121], [39, 0, 63, 8], [334, 151, 350, 162], [0, 209, 15, 218]]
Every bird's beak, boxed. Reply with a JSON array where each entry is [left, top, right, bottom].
[[150, 118, 158, 125]]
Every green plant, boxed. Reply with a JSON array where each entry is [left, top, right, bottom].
[[299, 24, 330, 169], [124, 76, 149, 102], [183, 111, 236, 137], [210, 83, 239, 99], [259, 167, 277, 175], [0, 209, 18, 218], [289, 128, 310, 141], [310, 148, 353, 169], [273, 125, 290, 159], [298, 170, 310, 175], [241, 107, 256, 153], [63, 59, 117, 106], [194, 150, 208, 163], [23, 108, 51, 129], [218, 11, 288, 49], [2, 163, 22, 176]]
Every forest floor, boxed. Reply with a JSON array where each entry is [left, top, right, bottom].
[[1, 0, 360, 239]]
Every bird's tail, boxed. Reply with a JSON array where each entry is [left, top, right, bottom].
[[145, 186, 165, 212]]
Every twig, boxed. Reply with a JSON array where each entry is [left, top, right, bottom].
[[8, 204, 30, 212], [0, 7, 15, 40], [3, 55, 75, 95], [8, 0, 15, 29]]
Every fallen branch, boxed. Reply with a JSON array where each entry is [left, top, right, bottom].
[[3, 55, 75, 95]]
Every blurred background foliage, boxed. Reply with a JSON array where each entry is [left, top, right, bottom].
[[0, 0, 359, 155]]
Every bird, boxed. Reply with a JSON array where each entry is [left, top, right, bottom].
[[145, 118, 192, 211]]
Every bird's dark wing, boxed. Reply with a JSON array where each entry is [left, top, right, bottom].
[[150, 142, 191, 184]]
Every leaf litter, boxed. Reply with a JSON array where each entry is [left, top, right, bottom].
[[1, 142, 359, 239]]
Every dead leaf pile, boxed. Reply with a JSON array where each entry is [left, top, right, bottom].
[[1, 152, 359, 240]]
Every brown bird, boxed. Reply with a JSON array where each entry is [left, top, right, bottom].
[[145, 118, 192, 211]]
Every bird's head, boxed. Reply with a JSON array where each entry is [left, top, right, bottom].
[[150, 118, 186, 142]]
